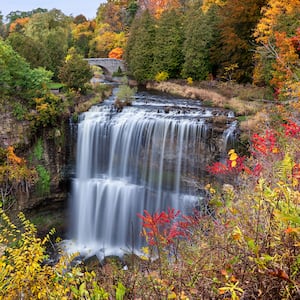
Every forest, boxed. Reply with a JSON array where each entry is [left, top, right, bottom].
[[0, 0, 300, 299]]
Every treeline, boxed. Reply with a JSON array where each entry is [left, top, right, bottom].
[[125, 0, 300, 102], [1, 0, 300, 101], [0, 2, 136, 80]]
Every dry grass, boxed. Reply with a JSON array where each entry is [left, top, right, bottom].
[[147, 81, 266, 115], [239, 110, 271, 136], [147, 81, 273, 137], [227, 97, 264, 116], [146, 81, 228, 106]]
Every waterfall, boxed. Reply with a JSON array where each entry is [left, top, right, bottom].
[[67, 90, 236, 259], [222, 120, 238, 154]]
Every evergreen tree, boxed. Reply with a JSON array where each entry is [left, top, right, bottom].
[[181, 3, 216, 80], [124, 10, 156, 82], [152, 9, 184, 79]]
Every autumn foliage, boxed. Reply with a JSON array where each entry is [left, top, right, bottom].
[[138, 208, 191, 247], [0, 147, 37, 209], [139, 0, 181, 18], [9, 17, 30, 32], [108, 47, 124, 60], [0, 209, 110, 299], [253, 0, 300, 98], [1, 1, 300, 299]]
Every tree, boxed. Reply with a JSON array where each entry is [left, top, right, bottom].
[[7, 32, 48, 69], [5, 8, 48, 25], [97, 1, 127, 33], [181, 2, 216, 80], [71, 20, 96, 57], [0, 39, 52, 101], [138, 0, 181, 18], [253, 0, 300, 98], [268, 31, 300, 100], [254, 0, 300, 44], [73, 14, 88, 24], [96, 0, 138, 32], [9, 17, 30, 33], [125, 10, 156, 82], [23, 9, 72, 78], [58, 47, 93, 93], [210, 0, 267, 82], [89, 29, 126, 58], [126, 1, 139, 27], [152, 9, 184, 78], [109, 47, 124, 59], [0, 146, 37, 210], [0, 12, 7, 38]]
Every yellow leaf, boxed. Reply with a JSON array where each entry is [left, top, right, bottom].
[[142, 246, 149, 255], [228, 149, 235, 155], [231, 160, 237, 168], [229, 153, 238, 161], [168, 291, 177, 299], [232, 227, 242, 241]]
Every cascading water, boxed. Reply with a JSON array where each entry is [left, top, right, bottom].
[[67, 89, 236, 259]]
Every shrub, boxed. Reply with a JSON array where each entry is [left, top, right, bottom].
[[29, 92, 64, 128], [12, 103, 28, 121], [33, 139, 43, 161], [186, 77, 193, 85], [36, 165, 50, 196], [155, 71, 169, 82], [115, 84, 137, 108], [0, 208, 110, 299]]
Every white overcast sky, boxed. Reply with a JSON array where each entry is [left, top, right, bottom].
[[1, 0, 105, 20]]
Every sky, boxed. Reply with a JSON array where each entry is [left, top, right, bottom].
[[1, 0, 105, 21]]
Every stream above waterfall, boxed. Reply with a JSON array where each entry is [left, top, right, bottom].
[[65, 87, 238, 260]]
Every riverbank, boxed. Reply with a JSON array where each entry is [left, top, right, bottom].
[[146, 80, 273, 137]]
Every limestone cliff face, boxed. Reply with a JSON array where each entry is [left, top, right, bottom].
[[25, 122, 75, 212], [0, 112, 31, 147], [0, 112, 75, 212]]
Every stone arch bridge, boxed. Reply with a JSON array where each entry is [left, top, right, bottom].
[[86, 58, 126, 78]]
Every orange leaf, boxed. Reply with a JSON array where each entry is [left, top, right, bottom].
[[293, 164, 300, 179], [269, 269, 289, 280]]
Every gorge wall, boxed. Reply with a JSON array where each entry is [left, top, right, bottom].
[[0, 112, 73, 213]]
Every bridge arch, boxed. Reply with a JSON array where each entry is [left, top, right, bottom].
[[86, 58, 126, 78]]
